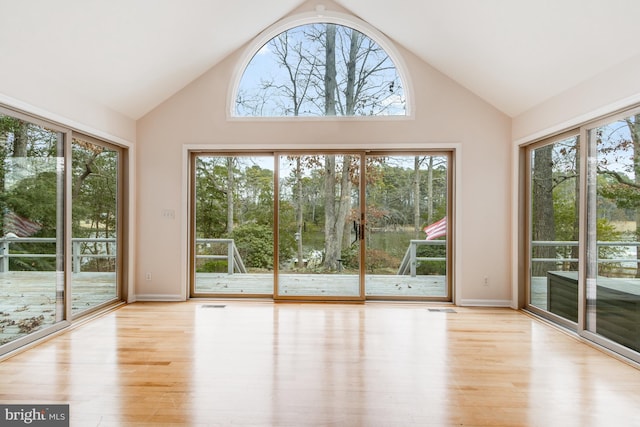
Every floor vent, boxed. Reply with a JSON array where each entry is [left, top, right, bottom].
[[201, 304, 226, 309], [428, 308, 457, 313]]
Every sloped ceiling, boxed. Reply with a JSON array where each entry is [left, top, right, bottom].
[[1, 0, 640, 120]]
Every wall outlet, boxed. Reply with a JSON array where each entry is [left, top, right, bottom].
[[161, 209, 175, 219], [145, 272, 152, 281], [483, 276, 489, 286]]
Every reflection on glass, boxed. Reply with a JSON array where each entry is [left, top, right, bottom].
[[588, 113, 640, 352], [277, 154, 360, 297], [529, 136, 579, 319], [0, 113, 64, 349], [71, 137, 119, 315], [365, 155, 449, 298], [193, 156, 274, 295]]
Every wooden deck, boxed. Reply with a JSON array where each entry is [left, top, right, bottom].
[[194, 272, 447, 297], [0, 271, 117, 345]]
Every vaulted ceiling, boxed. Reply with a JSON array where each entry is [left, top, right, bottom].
[[1, 0, 640, 120]]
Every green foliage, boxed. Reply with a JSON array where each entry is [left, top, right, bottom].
[[339, 245, 358, 270], [416, 260, 446, 276], [72, 143, 118, 239], [5, 170, 57, 235], [364, 249, 400, 273], [416, 244, 446, 275], [596, 218, 627, 276], [552, 176, 578, 241], [599, 180, 640, 210], [232, 223, 274, 270], [197, 260, 228, 273]]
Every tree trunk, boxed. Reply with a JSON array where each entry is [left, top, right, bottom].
[[324, 155, 339, 269], [295, 158, 304, 268], [13, 122, 28, 157], [413, 156, 421, 239], [321, 25, 342, 271], [227, 157, 234, 235], [427, 157, 434, 224], [324, 24, 337, 116], [532, 144, 556, 277], [340, 156, 353, 250], [570, 147, 580, 271], [345, 29, 359, 115]]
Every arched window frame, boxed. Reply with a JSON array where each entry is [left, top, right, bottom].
[[228, 7, 414, 120]]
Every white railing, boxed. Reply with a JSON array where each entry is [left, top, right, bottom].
[[1, 237, 247, 275], [195, 238, 247, 274], [531, 240, 640, 273], [397, 240, 446, 277], [0, 237, 116, 273]]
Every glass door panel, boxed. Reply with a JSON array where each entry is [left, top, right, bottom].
[[71, 136, 121, 315], [528, 135, 579, 320], [276, 154, 362, 299], [192, 155, 274, 296], [0, 112, 65, 351], [364, 154, 450, 299], [587, 113, 640, 353]]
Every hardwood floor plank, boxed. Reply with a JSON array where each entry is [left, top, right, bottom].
[[0, 301, 639, 426]]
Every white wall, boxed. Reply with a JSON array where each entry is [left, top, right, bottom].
[[136, 28, 512, 305], [0, 81, 135, 144], [513, 53, 640, 144]]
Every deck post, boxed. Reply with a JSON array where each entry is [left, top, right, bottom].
[[410, 241, 417, 277], [0, 240, 8, 272], [73, 240, 81, 273]]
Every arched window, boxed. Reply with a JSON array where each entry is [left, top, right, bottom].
[[232, 13, 409, 118]]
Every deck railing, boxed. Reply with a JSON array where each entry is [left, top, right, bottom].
[[195, 238, 247, 274], [0, 237, 248, 275], [0, 237, 116, 273], [531, 240, 640, 275], [397, 240, 446, 277]]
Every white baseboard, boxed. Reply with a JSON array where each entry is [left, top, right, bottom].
[[134, 294, 186, 302], [459, 299, 513, 307]]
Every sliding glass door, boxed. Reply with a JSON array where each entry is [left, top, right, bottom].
[[190, 150, 452, 302], [275, 153, 363, 300], [365, 154, 451, 300], [527, 133, 580, 324], [524, 106, 640, 362], [191, 154, 275, 297], [71, 135, 123, 316], [586, 111, 640, 354], [0, 111, 66, 350]]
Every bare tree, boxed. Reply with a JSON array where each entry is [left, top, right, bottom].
[[532, 144, 556, 277], [236, 23, 404, 270]]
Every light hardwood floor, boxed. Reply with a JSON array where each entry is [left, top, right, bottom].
[[1, 301, 639, 426]]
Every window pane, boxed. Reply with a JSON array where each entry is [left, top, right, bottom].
[[365, 155, 449, 298], [588, 113, 640, 352], [192, 155, 274, 296], [0, 113, 64, 348], [529, 136, 579, 320], [235, 23, 405, 117], [276, 154, 361, 298], [71, 137, 119, 315]]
